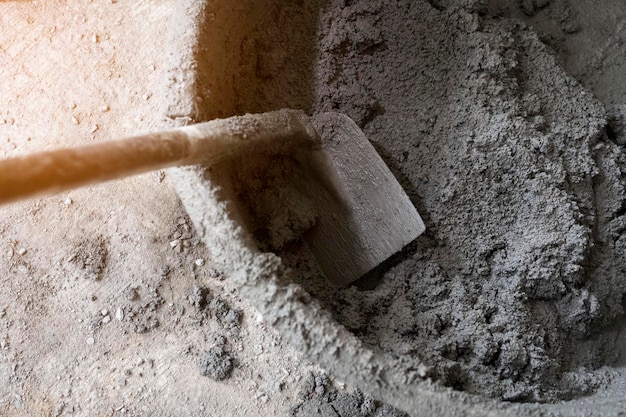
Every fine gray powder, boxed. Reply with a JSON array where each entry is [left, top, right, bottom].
[[289, 0, 626, 402], [168, 0, 626, 407]]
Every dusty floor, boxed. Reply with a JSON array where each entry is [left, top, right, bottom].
[[0, 1, 315, 416], [3, 1, 626, 417]]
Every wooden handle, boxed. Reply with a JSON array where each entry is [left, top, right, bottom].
[[0, 109, 317, 205]]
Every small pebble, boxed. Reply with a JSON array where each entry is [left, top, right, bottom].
[[17, 248, 26, 256], [195, 259, 205, 267], [100, 105, 110, 112], [169, 240, 179, 248], [102, 315, 111, 324], [89, 125, 98, 133], [71, 116, 79, 125], [86, 337, 95, 345], [115, 307, 124, 321], [101, 309, 108, 316], [64, 197, 72, 205]]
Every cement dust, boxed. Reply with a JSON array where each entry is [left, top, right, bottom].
[[296, 0, 626, 403], [167, 0, 626, 412]]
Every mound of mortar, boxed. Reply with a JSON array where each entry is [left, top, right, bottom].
[[161, 0, 626, 414], [309, 1, 626, 402]]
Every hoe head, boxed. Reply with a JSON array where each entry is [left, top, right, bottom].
[[303, 113, 425, 286]]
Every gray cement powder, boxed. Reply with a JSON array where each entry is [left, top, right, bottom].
[[279, 0, 626, 403], [168, 0, 626, 410]]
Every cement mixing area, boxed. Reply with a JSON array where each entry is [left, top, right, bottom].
[[2, 0, 626, 416]]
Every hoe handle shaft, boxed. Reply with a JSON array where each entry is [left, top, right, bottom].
[[0, 109, 316, 205]]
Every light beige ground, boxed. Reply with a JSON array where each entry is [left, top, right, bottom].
[[0, 2, 311, 416]]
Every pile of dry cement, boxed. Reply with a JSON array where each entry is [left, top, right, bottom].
[[291, 0, 626, 402], [179, 0, 626, 405]]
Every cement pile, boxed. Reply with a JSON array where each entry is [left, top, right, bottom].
[[166, 0, 626, 410], [295, 0, 626, 403]]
